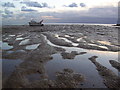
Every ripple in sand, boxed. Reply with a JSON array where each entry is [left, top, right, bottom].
[[54, 34, 79, 46]]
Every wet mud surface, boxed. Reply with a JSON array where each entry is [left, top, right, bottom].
[[2, 25, 119, 88]]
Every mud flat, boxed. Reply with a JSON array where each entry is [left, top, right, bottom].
[[2, 24, 119, 88]]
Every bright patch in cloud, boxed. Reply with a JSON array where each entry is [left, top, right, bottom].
[[41, 16, 60, 20]]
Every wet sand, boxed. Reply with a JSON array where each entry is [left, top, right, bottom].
[[2, 25, 119, 88]]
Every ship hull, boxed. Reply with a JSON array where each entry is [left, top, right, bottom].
[[29, 22, 44, 26]]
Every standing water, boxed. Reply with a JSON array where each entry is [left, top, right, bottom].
[[43, 34, 118, 88]]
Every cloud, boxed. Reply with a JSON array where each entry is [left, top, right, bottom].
[[80, 3, 86, 7], [64, 3, 86, 8], [2, 2, 15, 8], [21, 6, 37, 12], [41, 16, 60, 20], [2, 5, 118, 25], [2, 9, 13, 18], [20, 1, 49, 8], [41, 3, 48, 7], [13, 0, 20, 1], [68, 3, 78, 7], [2, 14, 13, 18], [4, 9, 13, 15]]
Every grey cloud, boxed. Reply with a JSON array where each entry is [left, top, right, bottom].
[[13, 0, 20, 1], [2, 14, 13, 18], [118, 1, 120, 24], [2, 9, 13, 18], [2, 6, 118, 25], [20, 1, 49, 8], [44, 6, 117, 24], [88, 6, 117, 18], [21, 6, 37, 12], [68, 3, 78, 7], [4, 9, 13, 15], [2, 2, 15, 8], [80, 3, 86, 7], [41, 3, 48, 7], [64, 3, 85, 8]]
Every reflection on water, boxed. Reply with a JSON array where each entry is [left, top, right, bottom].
[[2, 59, 23, 80], [1, 42, 13, 50], [19, 39, 30, 45], [15, 37, 24, 41], [43, 34, 118, 88], [26, 44, 40, 50], [9, 35, 15, 37]]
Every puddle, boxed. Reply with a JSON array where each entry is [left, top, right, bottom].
[[15, 37, 24, 41], [17, 34, 23, 37], [19, 39, 30, 45], [16, 50, 26, 53], [26, 44, 40, 50], [43, 34, 118, 88], [2, 59, 23, 81], [9, 35, 15, 37], [1, 42, 13, 50], [64, 35, 70, 37], [77, 38, 83, 41], [45, 54, 106, 88], [7, 51, 14, 54]]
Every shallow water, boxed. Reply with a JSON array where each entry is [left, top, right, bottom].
[[1, 42, 13, 50], [15, 37, 24, 41], [7, 51, 14, 54], [19, 39, 30, 45], [45, 54, 106, 88], [43, 34, 119, 88], [26, 44, 40, 50], [2, 59, 23, 81], [9, 35, 15, 37]]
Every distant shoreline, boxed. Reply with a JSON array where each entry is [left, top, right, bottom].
[[2, 23, 116, 26]]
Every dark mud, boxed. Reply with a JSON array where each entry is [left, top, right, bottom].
[[89, 56, 120, 88], [61, 51, 87, 59], [109, 60, 120, 72]]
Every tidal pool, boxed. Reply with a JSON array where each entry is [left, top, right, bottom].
[[9, 35, 15, 37], [15, 37, 24, 41], [19, 39, 30, 45], [2, 59, 23, 81], [43, 34, 119, 88], [26, 44, 40, 50], [1, 42, 13, 50]]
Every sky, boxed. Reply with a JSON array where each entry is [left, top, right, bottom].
[[0, 0, 119, 25]]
